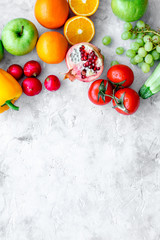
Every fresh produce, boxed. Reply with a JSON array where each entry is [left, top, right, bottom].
[[65, 42, 104, 82], [1, 18, 38, 56], [111, 60, 119, 66], [107, 64, 134, 87], [36, 32, 68, 64], [116, 47, 124, 55], [64, 16, 95, 45], [7, 64, 23, 80], [112, 88, 140, 115], [44, 75, 61, 91], [121, 20, 160, 73], [102, 36, 112, 46], [0, 68, 22, 113], [111, 0, 148, 22], [22, 78, 42, 96], [88, 79, 113, 105], [34, 0, 69, 29], [139, 63, 160, 99], [69, 0, 99, 16], [0, 40, 4, 61], [24, 60, 41, 77]]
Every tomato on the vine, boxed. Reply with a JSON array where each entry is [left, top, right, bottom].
[[107, 64, 134, 87], [88, 79, 113, 105], [112, 88, 140, 115]]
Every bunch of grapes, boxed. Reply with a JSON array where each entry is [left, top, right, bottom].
[[121, 20, 160, 73]]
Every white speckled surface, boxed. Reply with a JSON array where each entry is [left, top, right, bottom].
[[0, 0, 160, 240]]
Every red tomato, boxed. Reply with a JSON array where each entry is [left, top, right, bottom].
[[88, 79, 113, 105], [112, 88, 140, 115], [107, 64, 134, 87]]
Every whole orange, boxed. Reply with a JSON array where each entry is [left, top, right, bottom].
[[34, 0, 69, 29], [36, 32, 68, 64]]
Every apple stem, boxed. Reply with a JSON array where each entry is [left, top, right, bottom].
[[20, 26, 24, 36]]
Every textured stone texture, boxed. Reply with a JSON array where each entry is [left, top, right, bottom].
[[0, 0, 160, 240]]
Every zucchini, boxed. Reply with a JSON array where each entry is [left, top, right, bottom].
[[139, 63, 160, 99]]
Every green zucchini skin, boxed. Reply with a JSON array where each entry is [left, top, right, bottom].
[[139, 63, 160, 99], [139, 85, 153, 99]]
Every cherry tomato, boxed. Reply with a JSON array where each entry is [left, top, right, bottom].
[[112, 88, 140, 115], [107, 64, 134, 87], [88, 79, 113, 105]]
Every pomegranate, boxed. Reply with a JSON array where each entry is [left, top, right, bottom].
[[22, 78, 42, 96], [44, 75, 61, 91], [65, 42, 104, 82], [7, 64, 23, 80], [23, 60, 41, 77]]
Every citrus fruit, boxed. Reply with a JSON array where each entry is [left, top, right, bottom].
[[36, 32, 68, 64], [35, 0, 69, 29], [64, 16, 95, 45], [69, 0, 99, 16]]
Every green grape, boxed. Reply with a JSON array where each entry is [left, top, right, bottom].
[[134, 55, 143, 63], [138, 47, 147, 57], [148, 30, 155, 37], [151, 50, 160, 60], [143, 35, 152, 42], [126, 49, 136, 58], [102, 36, 111, 46], [121, 31, 132, 40], [130, 33, 137, 40], [137, 33, 144, 39], [138, 62, 144, 68], [152, 35, 160, 43], [130, 42, 140, 51], [130, 58, 137, 65], [136, 20, 145, 29], [111, 60, 119, 66], [145, 54, 153, 64], [141, 62, 150, 73], [136, 38, 144, 47], [116, 47, 124, 55], [124, 22, 132, 31], [144, 42, 153, 52], [150, 60, 155, 67], [156, 45, 160, 53]]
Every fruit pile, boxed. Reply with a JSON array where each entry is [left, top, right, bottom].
[[0, 0, 159, 115]]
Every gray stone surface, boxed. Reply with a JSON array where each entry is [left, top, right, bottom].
[[0, 0, 160, 240]]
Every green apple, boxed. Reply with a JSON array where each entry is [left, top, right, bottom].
[[111, 0, 148, 22], [0, 40, 4, 61], [1, 18, 38, 56]]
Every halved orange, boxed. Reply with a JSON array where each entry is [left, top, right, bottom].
[[64, 16, 95, 45], [69, 0, 99, 16]]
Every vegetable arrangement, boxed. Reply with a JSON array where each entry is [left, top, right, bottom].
[[0, 0, 160, 115]]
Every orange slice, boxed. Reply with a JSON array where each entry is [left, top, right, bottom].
[[69, 0, 99, 16], [64, 16, 95, 45]]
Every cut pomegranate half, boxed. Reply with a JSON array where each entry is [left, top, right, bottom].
[[65, 42, 104, 82]]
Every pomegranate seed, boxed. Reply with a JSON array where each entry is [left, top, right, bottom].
[[92, 59, 95, 63], [89, 61, 92, 65], [84, 52, 88, 57], [82, 75, 86, 79], [84, 56, 88, 60], [94, 67, 97, 71], [81, 57, 85, 61], [92, 63, 95, 67], [89, 66, 92, 69], [97, 67, 100, 71], [81, 45, 85, 49], [82, 69, 86, 75], [85, 62, 89, 67], [94, 55, 98, 60]]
